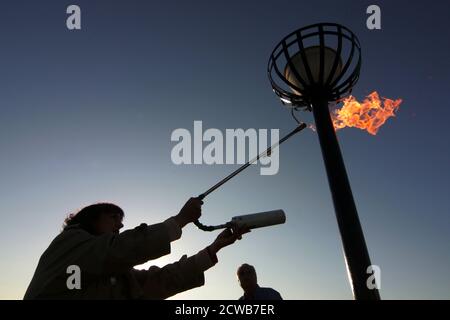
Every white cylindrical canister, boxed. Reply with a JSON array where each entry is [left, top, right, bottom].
[[230, 210, 286, 229]]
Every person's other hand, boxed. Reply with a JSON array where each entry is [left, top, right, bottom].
[[175, 197, 203, 228], [209, 226, 250, 254]]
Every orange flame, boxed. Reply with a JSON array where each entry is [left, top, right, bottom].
[[332, 91, 402, 135]]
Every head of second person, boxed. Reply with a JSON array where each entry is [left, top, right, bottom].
[[237, 263, 258, 292]]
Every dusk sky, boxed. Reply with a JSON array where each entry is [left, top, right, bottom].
[[1, 0, 449, 299]]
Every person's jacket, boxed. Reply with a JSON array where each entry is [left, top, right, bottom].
[[24, 218, 216, 299]]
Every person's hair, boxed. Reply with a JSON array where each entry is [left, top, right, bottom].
[[237, 263, 256, 276], [62, 203, 124, 235]]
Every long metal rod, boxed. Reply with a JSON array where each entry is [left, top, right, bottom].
[[311, 96, 380, 300], [194, 123, 307, 231], [198, 122, 307, 200]]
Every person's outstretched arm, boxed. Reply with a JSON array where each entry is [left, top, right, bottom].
[[72, 198, 203, 276], [132, 227, 249, 300]]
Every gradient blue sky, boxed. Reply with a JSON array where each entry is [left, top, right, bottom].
[[1, 0, 449, 299]]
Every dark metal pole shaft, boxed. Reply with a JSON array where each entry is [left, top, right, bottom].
[[312, 96, 380, 300]]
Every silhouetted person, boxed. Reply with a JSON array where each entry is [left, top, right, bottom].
[[24, 198, 248, 299], [237, 263, 282, 300]]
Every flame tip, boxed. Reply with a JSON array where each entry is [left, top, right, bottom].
[[332, 91, 402, 135]]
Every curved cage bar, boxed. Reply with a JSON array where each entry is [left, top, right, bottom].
[[268, 23, 361, 109]]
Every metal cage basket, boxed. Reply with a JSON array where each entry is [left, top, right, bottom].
[[268, 23, 362, 109]]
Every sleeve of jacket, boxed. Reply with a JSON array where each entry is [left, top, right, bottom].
[[78, 218, 182, 277], [131, 248, 218, 300]]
